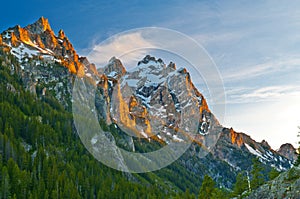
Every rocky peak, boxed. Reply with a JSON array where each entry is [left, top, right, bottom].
[[277, 143, 298, 162], [167, 61, 176, 70], [97, 55, 219, 143], [137, 55, 164, 66], [261, 139, 271, 149], [102, 57, 126, 78], [58, 29, 65, 39], [0, 17, 90, 76], [25, 16, 52, 34], [213, 128, 294, 172]]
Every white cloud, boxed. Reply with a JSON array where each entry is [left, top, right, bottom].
[[87, 31, 155, 68], [222, 57, 300, 82], [226, 85, 300, 104], [241, 86, 300, 99]]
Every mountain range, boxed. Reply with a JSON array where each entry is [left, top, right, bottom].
[[0, 17, 298, 197]]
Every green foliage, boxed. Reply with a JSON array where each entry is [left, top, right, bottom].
[[198, 175, 215, 199], [285, 167, 300, 182], [232, 171, 249, 197], [296, 154, 300, 166], [268, 167, 280, 180], [212, 188, 231, 199], [198, 175, 229, 199], [250, 158, 266, 190]]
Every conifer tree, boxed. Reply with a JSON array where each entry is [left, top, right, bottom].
[[250, 158, 265, 190], [198, 175, 215, 199], [232, 172, 248, 196]]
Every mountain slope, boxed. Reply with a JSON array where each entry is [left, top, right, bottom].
[[89, 55, 295, 190], [0, 40, 179, 199], [1, 17, 98, 108], [0, 17, 297, 196], [246, 166, 300, 198]]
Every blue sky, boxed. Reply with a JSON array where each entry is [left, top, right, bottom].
[[1, 0, 300, 149]]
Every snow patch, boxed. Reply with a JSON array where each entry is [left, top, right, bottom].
[[107, 71, 118, 78], [245, 143, 267, 160], [173, 134, 184, 142], [11, 43, 39, 60]]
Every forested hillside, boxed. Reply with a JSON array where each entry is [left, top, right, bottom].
[[0, 55, 178, 198], [1, 17, 298, 199]]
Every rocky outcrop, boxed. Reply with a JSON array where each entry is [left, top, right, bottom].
[[278, 143, 298, 162], [103, 57, 126, 78], [246, 166, 300, 199]]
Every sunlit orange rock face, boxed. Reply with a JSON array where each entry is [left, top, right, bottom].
[[1, 17, 86, 76], [10, 32, 19, 47], [15, 26, 31, 43], [98, 74, 109, 90], [35, 35, 45, 48], [229, 128, 244, 147]]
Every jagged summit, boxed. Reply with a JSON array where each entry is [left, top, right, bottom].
[[137, 55, 164, 66], [168, 61, 176, 70], [0, 17, 96, 77], [25, 16, 52, 34], [102, 57, 126, 78], [97, 54, 214, 142], [58, 29, 66, 39], [137, 55, 176, 70], [261, 139, 271, 149]]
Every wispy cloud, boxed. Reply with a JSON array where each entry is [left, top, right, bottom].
[[222, 57, 300, 82], [226, 85, 300, 104], [87, 31, 155, 68], [194, 31, 243, 45]]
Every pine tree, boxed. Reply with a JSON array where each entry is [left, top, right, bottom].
[[1, 166, 11, 199], [232, 172, 248, 196], [250, 158, 265, 190], [268, 167, 280, 180], [198, 175, 215, 199]]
